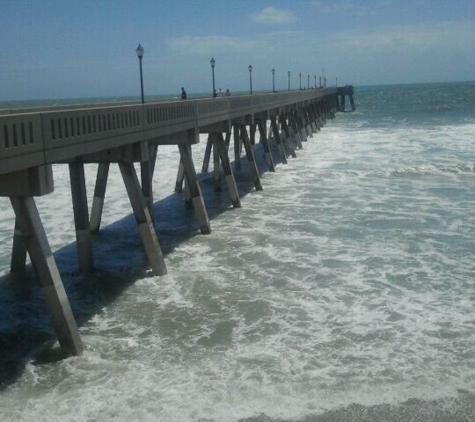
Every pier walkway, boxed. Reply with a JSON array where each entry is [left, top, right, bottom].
[[0, 89, 339, 357]]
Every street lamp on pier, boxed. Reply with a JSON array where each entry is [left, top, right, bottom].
[[272, 68, 275, 93], [336, 77, 338, 87], [287, 71, 290, 91], [307, 74, 310, 89], [249, 65, 253, 95], [210, 57, 216, 97], [299, 72, 302, 90], [136, 43, 145, 104], [314, 75, 317, 89]]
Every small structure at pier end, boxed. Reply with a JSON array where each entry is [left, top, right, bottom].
[[337, 85, 356, 112]]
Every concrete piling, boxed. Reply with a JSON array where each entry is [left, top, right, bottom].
[[118, 161, 167, 276], [69, 162, 94, 273], [257, 120, 275, 172], [238, 124, 263, 191], [89, 162, 110, 233], [10, 217, 27, 273], [10, 196, 84, 356], [270, 116, 288, 164], [178, 143, 211, 234], [279, 114, 297, 158], [212, 133, 241, 208]]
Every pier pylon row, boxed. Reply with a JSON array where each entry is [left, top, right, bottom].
[[3, 95, 338, 358]]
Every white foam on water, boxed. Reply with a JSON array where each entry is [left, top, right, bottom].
[[1, 110, 475, 421]]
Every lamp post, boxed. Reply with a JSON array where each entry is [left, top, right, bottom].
[[287, 71, 290, 91], [336, 77, 338, 87], [210, 57, 216, 97], [248, 65, 253, 95], [307, 74, 310, 89], [299, 72, 302, 90], [136, 43, 145, 104], [314, 75, 317, 89], [319, 76, 322, 88], [272, 68, 275, 93]]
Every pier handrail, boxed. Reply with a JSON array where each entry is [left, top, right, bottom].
[[0, 89, 336, 175]]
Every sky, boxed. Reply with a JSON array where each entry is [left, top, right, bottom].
[[0, 0, 474, 101]]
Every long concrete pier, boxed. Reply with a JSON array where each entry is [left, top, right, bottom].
[[0, 89, 339, 357]]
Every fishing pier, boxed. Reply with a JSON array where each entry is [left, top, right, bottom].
[[0, 89, 339, 357]]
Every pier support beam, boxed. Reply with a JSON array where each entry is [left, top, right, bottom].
[[306, 106, 318, 134], [238, 124, 263, 191], [211, 132, 241, 208], [10, 196, 83, 356], [270, 116, 288, 164], [175, 158, 185, 193], [257, 120, 275, 172], [279, 114, 297, 157], [177, 143, 211, 234], [89, 163, 110, 233], [289, 111, 304, 150], [201, 135, 213, 173], [69, 162, 94, 273], [141, 143, 157, 223], [310, 103, 321, 131], [118, 162, 167, 276], [212, 135, 222, 191], [233, 125, 242, 171], [10, 218, 27, 273]]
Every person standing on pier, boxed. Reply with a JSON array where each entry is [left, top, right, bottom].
[[181, 87, 187, 99]]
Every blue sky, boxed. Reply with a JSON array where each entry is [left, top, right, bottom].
[[1, 0, 474, 100]]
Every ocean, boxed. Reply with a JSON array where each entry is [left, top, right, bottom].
[[1, 82, 474, 421]]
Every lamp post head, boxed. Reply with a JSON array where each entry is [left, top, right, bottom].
[[288, 71, 290, 76], [299, 72, 301, 77], [272, 68, 275, 75], [249, 65, 253, 73], [136, 44, 144, 59], [210, 57, 215, 68]]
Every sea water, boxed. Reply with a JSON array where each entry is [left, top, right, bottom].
[[1, 82, 474, 421]]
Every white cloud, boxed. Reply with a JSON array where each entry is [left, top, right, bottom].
[[250, 7, 297, 24], [170, 20, 474, 59], [311, 0, 393, 17], [164, 20, 475, 87], [169, 35, 257, 56], [337, 20, 475, 55]]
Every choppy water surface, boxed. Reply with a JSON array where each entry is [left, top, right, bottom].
[[1, 83, 475, 421]]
